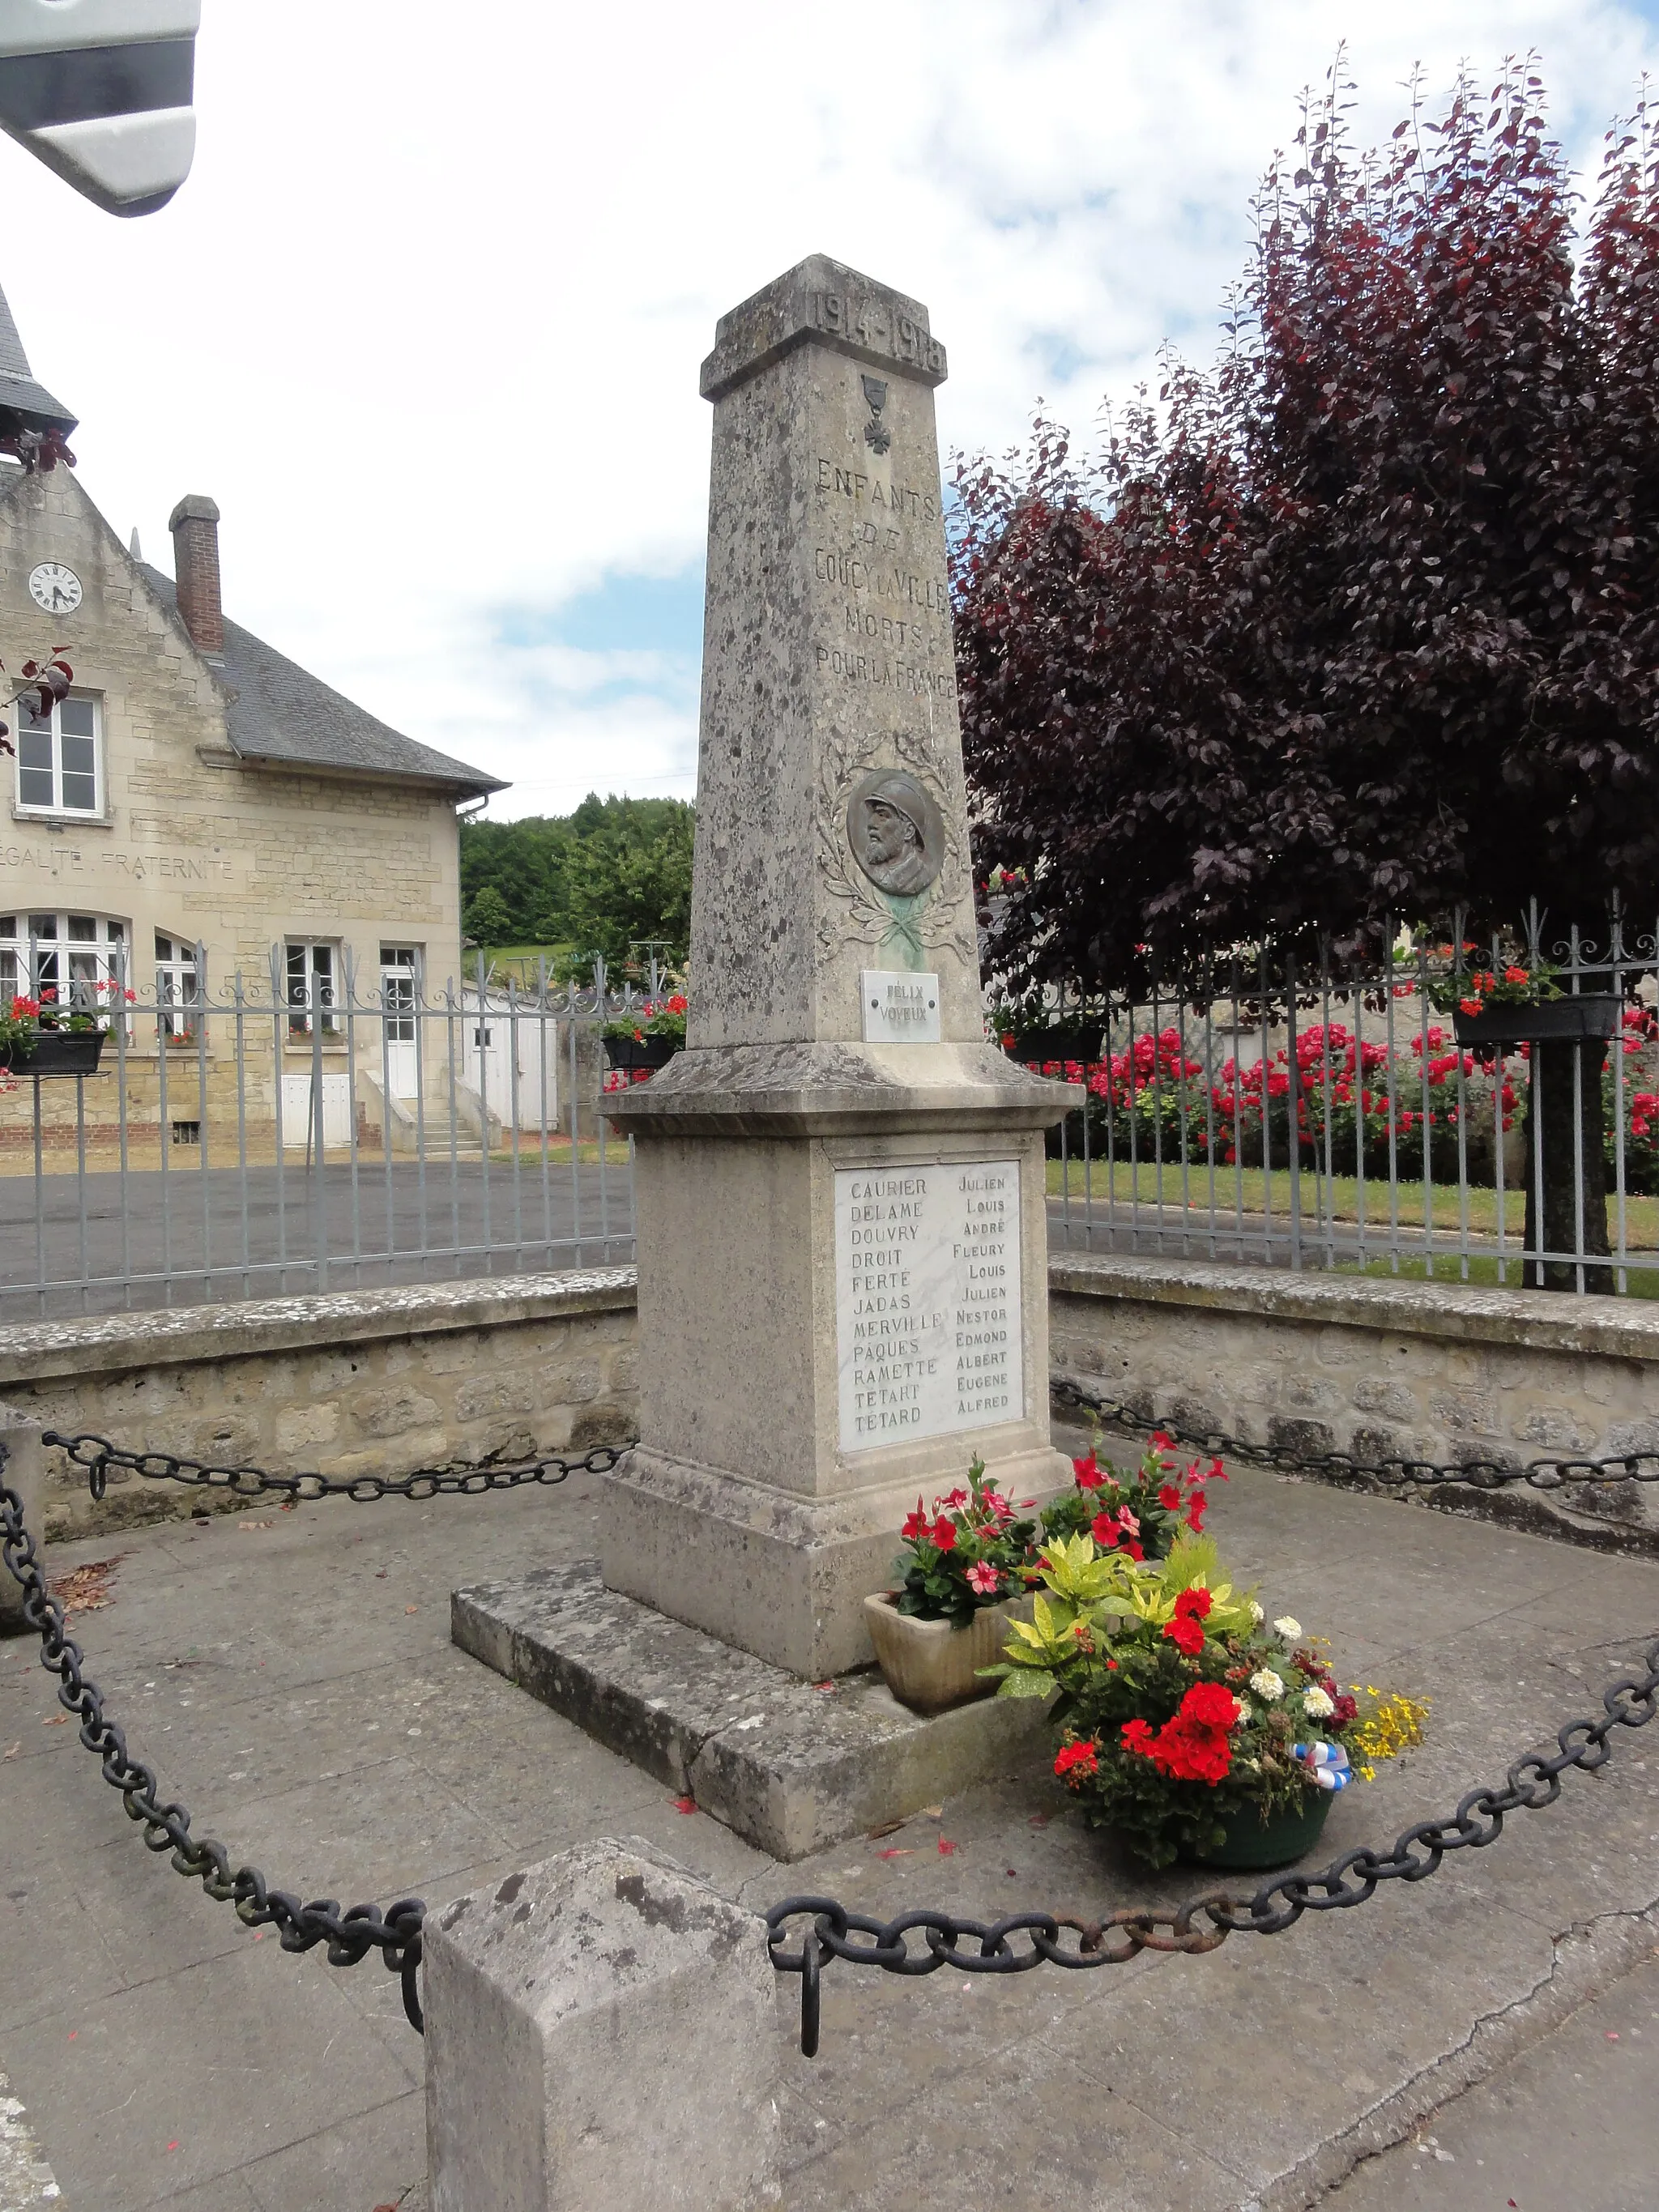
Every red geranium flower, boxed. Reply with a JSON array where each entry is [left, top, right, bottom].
[[1162, 1613, 1205, 1656], [1054, 1739, 1099, 1783], [1173, 1587, 1212, 1622]]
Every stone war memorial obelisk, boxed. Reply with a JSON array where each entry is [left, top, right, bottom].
[[602, 255, 1074, 1676], [454, 255, 1079, 1856]]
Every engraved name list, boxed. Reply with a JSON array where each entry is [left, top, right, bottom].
[[834, 1161, 1024, 1452]]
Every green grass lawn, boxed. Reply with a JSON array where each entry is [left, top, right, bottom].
[[1046, 1156, 1659, 1247]]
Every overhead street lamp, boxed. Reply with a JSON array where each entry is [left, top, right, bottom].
[[0, 0, 198, 217]]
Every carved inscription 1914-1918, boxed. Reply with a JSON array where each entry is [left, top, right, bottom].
[[834, 1161, 1024, 1452]]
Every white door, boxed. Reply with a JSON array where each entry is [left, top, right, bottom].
[[463, 1010, 555, 1129], [381, 947, 420, 1098], [280, 1072, 352, 1149]]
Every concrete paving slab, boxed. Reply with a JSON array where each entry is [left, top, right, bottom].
[[778, 2027, 1247, 2211], [232, 2091, 425, 2212], [2, 1451, 1657, 2210], [1323, 1950, 1659, 2210], [0, 1941, 416, 2210], [0, 2065, 62, 2212]]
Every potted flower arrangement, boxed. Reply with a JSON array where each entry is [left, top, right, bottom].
[[1043, 1429, 1224, 1560], [1427, 953, 1620, 1047], [602, 992, 688, 1072], [866, 1459, 1038, 1713], [988, 1532, 1427, 1869], [0, 988, 111, 1077]]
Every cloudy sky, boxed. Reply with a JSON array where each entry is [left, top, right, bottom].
[[6, 0, 1659, 819]]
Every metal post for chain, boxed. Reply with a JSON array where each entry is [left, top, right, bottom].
[[2, 1416, 1657, 2060]]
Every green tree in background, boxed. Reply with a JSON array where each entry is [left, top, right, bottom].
[[459, 793, 694, 969], [461, 883, 514, 944]]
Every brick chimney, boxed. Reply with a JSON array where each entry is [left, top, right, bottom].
[[168, 493, 224, 657]]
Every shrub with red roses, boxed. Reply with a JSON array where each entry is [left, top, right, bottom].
[[1041, 1429, 1222, 1560], [987, 1533, 1422, 1868], [890, 1457, 1038, 1629]]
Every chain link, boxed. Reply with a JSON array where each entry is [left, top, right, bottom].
[[1051, 1375, 1659, 1494], [40, 1429, 633, 1505]]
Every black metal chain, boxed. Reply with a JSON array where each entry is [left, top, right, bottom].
[[41, 1429, 632, 1505], [1052, 1375, 1659, 1494], [11, 1419, 1659, 2059], [766, 1630, 1659, 2054], [1, 1443, 429, 2027]]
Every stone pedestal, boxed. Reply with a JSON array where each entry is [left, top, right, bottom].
[[424, 1837, 780, 2211], [0, 1409, 45, 1639], [605, 258, 1076, 1679]]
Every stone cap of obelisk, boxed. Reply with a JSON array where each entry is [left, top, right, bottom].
[[609, 254, 1072, 1136], [700, 254, 947, 402]]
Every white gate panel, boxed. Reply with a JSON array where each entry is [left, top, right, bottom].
[[280, 1072, 352, 1148]]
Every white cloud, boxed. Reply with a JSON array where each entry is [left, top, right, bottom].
[[2, 0, 1655, 820]]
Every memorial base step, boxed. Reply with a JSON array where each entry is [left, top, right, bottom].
[[450, 1559, 1049, 1860]]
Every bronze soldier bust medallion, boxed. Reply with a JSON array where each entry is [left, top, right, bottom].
[[845, 769, 945, 899]]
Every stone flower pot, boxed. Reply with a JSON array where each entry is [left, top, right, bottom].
[[863, 1590, 1031, 1715], [1452, 994, 1621, 1047], [1183, 1785, 1333, 1871], [0, 1029, 106, 1077]]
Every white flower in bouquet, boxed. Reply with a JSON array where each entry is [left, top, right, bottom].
[[1249, 1668, 1286, 1703], [1273, 1615, 1303, 1639], [1248, 1600, 1265, 1626], [1303, 1685, 1336, 1720]]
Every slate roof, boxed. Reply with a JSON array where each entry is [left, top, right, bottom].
[[139, 565, 505, 799], [0, 281, 76, 434]]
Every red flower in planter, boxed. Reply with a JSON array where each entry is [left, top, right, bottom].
[[1073, 1454, 1105, 1490], [901, 1499, 929, 1542], [929, 1515, 957, 1551], [1055, 1739, 1100, 1784], [966, 1562, 1003, 1597]]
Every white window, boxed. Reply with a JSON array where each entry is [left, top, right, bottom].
[[0, 911, 126, 1019], [13, 691, 102, 816], [286, 940, 339, 1038], [155, 931, 200, 1042]]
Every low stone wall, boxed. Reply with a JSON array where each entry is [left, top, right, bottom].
[[1050, 1251, 1659, 1545], [0, 1271, 638, 1537], [12, 1252, 1659, 1546]]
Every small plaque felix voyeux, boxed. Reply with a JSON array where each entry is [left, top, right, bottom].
[[861, 969, 940, 1043]]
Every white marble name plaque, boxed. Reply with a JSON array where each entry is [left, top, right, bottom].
[[860, 970, 940, 1044], [835, 1159, 1024, 1452]]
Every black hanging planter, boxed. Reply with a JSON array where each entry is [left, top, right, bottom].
[[0, 1029, 107, 1077], [1451, 995, 1622, 1047], [1007, 1023, 1106, 1065], [603, 1034, 681, 1072]]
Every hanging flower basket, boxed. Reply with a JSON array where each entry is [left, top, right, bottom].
[[0, 1029, 107, 1077], [603, 1034, 681, 1072], [1452, 995, 1622, 1046]]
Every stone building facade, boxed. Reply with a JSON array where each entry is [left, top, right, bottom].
[[0, 286, 501, 1153]]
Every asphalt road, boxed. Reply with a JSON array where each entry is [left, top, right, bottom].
[[0, 1158, 638, 1319]]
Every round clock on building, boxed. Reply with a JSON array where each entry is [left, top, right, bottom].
[[28, 561, 82, 614]]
